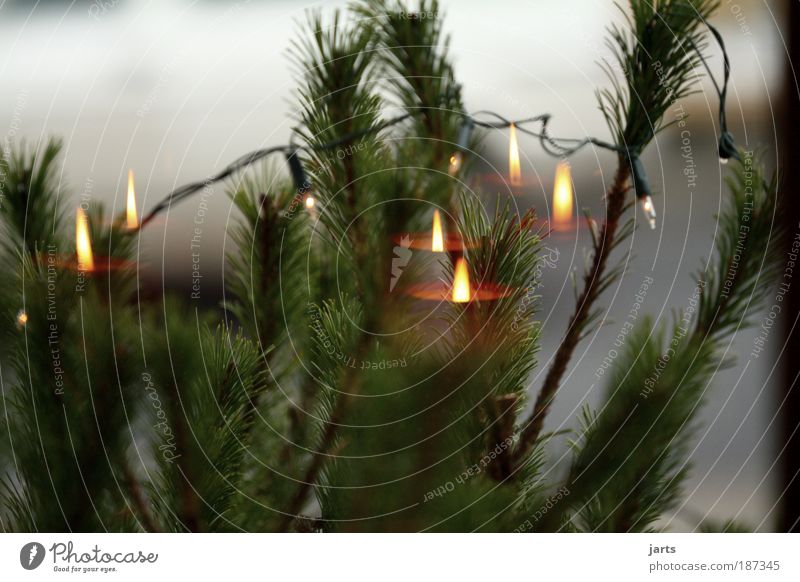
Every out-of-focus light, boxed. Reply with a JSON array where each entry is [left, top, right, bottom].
[[552, 161, 574, 228], [126, 169, 139, 230], [431, 210, 445, 253], [509, 123, 522, 187], [452, 257, 472, 303], [76, 208, 95, 272], [640, 195, 657, 230]]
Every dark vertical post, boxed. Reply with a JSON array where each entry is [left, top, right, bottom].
[[780, 0, 800, 533]]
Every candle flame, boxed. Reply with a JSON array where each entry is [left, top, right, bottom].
[[552, 161, 574, 227], [76, 208, 95, 272], [509, 123, 522, 186], [126, 169, 138, 230], [452, 257, 472, 303], [431, 209, 444, 252]]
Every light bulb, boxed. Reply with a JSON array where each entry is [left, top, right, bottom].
[[640, 195, 657, 230], [448, 152, 463, 175]]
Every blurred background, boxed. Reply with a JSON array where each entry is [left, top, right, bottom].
[[0, 0, 793, 530]]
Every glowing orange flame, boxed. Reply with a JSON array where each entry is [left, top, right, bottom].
[[509, 123, 522, 186], [432, 209, 444, 252], [552, 161, 574, 227], [76, 208, 95, 272], [451, 257, 472, 303], [126, 169, 139, 230]]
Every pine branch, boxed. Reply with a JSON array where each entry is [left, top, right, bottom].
[[444, 196, 544, 477], [354, 0, 467, 229], [145, 301, 267, 532], [121, 461, 160, 532], [0, 198, 142, 532], [516, 0, 719, 461], [225, 164, 312, 380], [313, 341, 526, 531], [549, 151, 784, 532], [278, 296, 368, 531], [0, 138, 64, 257]]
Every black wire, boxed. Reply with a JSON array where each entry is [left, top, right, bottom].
[[138, 145, 287, 227], [701, 18, 731, 133], [138, 113, 422, 229], [135, 13, 734, 230]]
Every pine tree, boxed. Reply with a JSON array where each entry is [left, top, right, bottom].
[[0, 0, 786, 532]]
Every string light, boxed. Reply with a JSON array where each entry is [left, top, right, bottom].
[[718, 130, 738, 164], [630, 153, 657, 230], [448, 117, 474, 175], [16, 309, 28, 329], [640, 196, 657, 230], [286, 148, 311, 196], [448, 153, 462, 175], [133, 18, 734, 235]]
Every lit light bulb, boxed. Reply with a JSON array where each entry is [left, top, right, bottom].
[[304, 195, 316, 209], [431, 209, 445, 252], [508, 123, 522, 187], [126, 169, 139, 229], [452, 257, 472, 303], [640, 195, 657, 230], [552, 160, 574, 229], [76, 208, 95, 272], [16, 309, 28, 329], [450, 117, 474, 177], [448, 152, 463, 176]]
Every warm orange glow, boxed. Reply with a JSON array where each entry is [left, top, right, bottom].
[[552, 161, 574, 227], [451, 257, 472, 303], [431, 210, 444, 252], [76, 208, 95, 272], [304, 195, 316, 209], [448, 152, 462, 175], [16, 310, 28, 328], [126, 169, 139, 230], [508, 123, 522, 186]]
